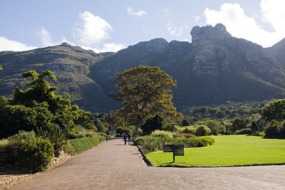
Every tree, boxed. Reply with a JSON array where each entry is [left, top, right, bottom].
[[112, 66, 181, 136], [13, 70, 57, 108], [141, 115, 164, 135], [232, 118, 247, 131], [262, 99, 285, 121]]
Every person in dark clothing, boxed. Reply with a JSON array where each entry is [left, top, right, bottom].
[[127, 133, 131, 143], [123, 133, 127, 145]]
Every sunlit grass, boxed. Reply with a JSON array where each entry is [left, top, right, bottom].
[[146, 135, 285, 167]]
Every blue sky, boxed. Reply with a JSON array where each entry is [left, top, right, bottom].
[[1, 0, 284, 52]]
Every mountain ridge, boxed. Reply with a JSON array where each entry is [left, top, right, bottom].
[[1, 24, 285, 113]]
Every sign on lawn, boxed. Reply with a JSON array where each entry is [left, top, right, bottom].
[[163, 144, 184, 162], [173, 144, 184, 156]]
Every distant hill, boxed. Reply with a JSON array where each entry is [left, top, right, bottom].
[[0, 43, 111, 112], [1, 24, 285, 113]]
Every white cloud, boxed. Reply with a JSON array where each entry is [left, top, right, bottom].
[[260, 0, 285, 32], [36, 27, 54, 46], [194, 16, 201, 23], [203, 2, 285, 47], [0, 36, 36, 52], [73, 11, 113, 46], [166, 23, 185, 38], [91, 43, 126, 53], [80, 43, 125, 53], [127, 7, 146, 17]]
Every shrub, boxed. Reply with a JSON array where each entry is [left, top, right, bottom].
[[0, 139, 9, 149], [173, 136, 214, 148], [8, 131, 54, 173], [235, 128, 252, 135], [179, 126, 196, 134], [265, 126, 280, 138], [151, 130, 173, 139], [195, 120, 226, 135], [134, 136, 169, 153], [65, 136, 101, 155], [37, 125, 67, 154], [173, 133, 195, 138], [134, 135, 214, 153], [161, 123, 178, 132], [196, 125, 211, 136]]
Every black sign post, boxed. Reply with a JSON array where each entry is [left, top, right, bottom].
[[163, 144, 184, 162]]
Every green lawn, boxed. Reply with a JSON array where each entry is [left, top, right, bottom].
[[146, 135, 285, 167]]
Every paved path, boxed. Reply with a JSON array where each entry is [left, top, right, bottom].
[[10, 138, 285, 190]]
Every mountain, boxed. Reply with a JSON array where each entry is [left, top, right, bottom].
[[1, 24, 285, 113], [266, 38, 285, 69], [91, 24, 285, 112], [0, 43, 111, 112]]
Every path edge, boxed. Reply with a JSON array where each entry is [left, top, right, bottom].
[[136, 144, 153, 167]]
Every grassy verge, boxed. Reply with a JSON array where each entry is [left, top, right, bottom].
[[146, 135, 285, 167], [65, 136, 102, 156]]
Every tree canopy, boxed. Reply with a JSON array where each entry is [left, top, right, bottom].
[[0, 70, 96, 138], [262, 99, 285, 121], [112, 66, 181, 135]]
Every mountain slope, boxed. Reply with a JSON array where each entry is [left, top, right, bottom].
[[0, 43, 110, 112], [266, 38, 285, 69], [1, 24, 285, 113], [91, 24, 285, 111]]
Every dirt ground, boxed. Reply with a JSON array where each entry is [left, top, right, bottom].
[[3, 138, 285, 190]]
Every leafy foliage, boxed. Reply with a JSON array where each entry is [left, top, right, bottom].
[[8, 131, 54, 172], [141, 115, 164, 135], [134, 135, 214, 153], [262, 99, 285, 121], [112, 66, 182, 135], [195, 120, 226, 135], [178, 126, 197, 135], [264, 120, 285, 138], [115, 127, 133, 136], [37, 125, 67, 153], [150, 130, 173, 139], [187, 102, 262, 120], [195, 125, 211, 136]]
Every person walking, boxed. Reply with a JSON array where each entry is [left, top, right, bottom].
[[123, 133, 127, 145], [127, 133, 131, 144]]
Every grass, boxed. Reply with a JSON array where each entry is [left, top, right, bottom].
[[146, 135, 285, 167], [65, 136, 101, 156]]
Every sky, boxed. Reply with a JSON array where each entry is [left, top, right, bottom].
[[1, 0, 285, 52]]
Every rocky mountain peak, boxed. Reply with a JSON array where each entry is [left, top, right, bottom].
[[135, 38, 169, 53], [191, 23, 231, 43]]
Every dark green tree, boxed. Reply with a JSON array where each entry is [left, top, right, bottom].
[[232, 118, 247, 131], [251, 121, 259, 133], [141, 115, 164, 135], [262, 99, 285, 121], [13, 70, 57, 107]]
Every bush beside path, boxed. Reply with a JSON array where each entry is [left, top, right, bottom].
[[8, 138, 285, 190]]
